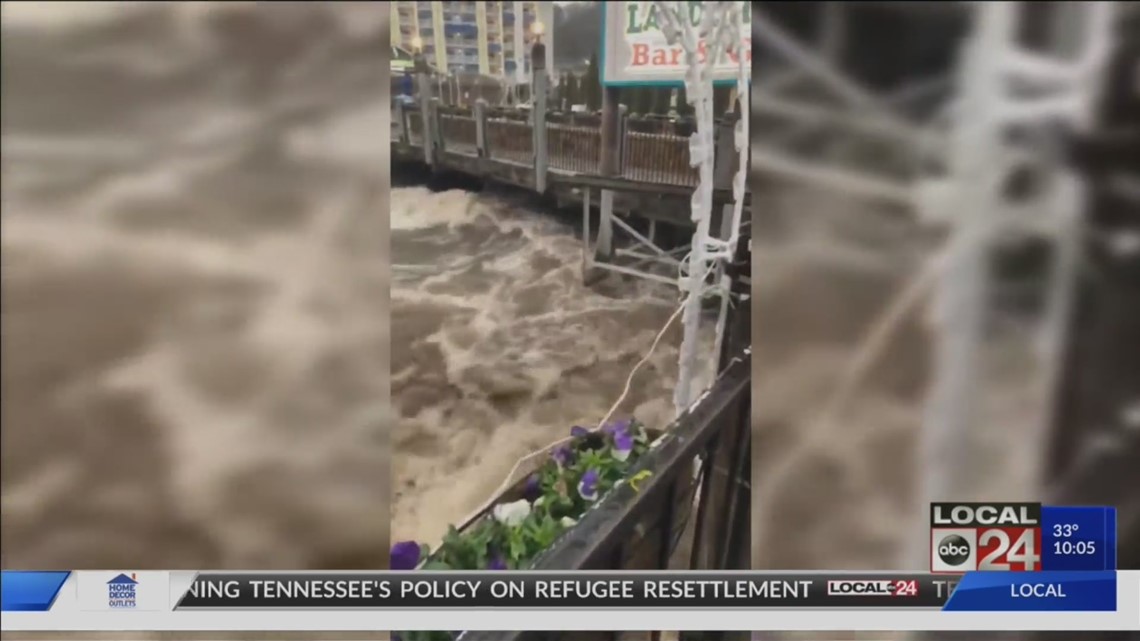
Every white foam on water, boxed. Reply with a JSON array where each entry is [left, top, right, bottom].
[[390, 187, 716, 545]]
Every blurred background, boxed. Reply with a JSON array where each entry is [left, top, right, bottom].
[[1, 0, 390, 575], [750, 3, 1137, 632]]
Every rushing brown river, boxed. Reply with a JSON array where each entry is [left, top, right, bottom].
[[389, 184, 717, 546]]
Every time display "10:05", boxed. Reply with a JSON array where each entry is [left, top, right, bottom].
[[1053, 540, 1096, 555]]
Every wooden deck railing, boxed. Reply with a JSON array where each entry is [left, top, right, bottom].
[[547, 122, 601, 174], [396, 101, 737, 190], [486, 117, 533, 164], [439, 113, 478, 156]]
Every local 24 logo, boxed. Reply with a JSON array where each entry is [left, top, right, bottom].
[[929, 502, 1043, 573]]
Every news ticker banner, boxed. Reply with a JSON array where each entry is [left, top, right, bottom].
[[929, 502, 1117, 572], [3, 571, 1138, 632]]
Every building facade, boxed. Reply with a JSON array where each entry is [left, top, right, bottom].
[[391, 1, 554, 80]]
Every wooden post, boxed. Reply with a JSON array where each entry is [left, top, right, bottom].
[[417, 74, 433, 165], [582, 186, 593, 273], [395, 99, 409, 145], [429, 96, 443, 160], [415, 51, 435, 167], [532, 40, 549, 194], [599, 86, 623, 176], [474, 98, 488, 158], [595, 86, 623, 262]]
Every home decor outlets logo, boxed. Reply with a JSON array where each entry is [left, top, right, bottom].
[[107, 573, 138, 608]]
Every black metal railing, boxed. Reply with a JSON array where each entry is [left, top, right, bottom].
[[486, 117, 534, 164], [622, 127, 699, 187], [440, 111, 478, 156], [547, 122, 601, 174], [459, 346, 752, 641], [397, 106, 746, 193]]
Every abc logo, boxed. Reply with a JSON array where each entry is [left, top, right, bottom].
[[937, 534, 972, 566]]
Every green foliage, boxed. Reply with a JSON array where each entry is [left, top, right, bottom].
[[395, 419, 654, 641]]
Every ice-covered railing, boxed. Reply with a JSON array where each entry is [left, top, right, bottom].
[[653, 0, 750, 413]]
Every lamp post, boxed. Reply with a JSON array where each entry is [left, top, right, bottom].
[[411, 34, 436, 165], [530, 20, 548, 193], [531, 20, 546, 93]]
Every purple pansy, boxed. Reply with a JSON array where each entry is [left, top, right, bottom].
[[570, 425, 590, 438], [578, 468, 600, 501], [523, 473, 541, 502], [552, 444, 576, 467], [612, 428, 634, 461], [487, 554, 508, 570], [390, 541, 421, 570]]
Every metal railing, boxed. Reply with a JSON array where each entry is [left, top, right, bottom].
[[459, 346, 752, 641], [440, 111, 478, 156], [396, 105, 742, 192], [486, 117, 534, 164], [622, 129, 699, 187], [547, 122, 601, 174]]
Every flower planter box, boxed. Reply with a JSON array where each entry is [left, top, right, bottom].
[[461, 425, 694, 569], [391, 419, 702, 641], [393, 419, 666, 571], [455, 427, 665, 532]]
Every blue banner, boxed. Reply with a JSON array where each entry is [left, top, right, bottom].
[[943, 570, 1116, 611], [1041, 506, 1116, 571], [0, 571, 70, 612]]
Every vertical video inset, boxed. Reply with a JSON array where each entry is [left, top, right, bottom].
[[390, 0, 749, 638], [1, 1, 391, 572]]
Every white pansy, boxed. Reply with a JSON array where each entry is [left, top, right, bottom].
[[492, 499, 532, 527], [560, 516, 578, 528]]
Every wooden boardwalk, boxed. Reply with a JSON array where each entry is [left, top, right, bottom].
[[392, 102, 748, 228]]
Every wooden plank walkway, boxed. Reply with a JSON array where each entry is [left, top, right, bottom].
[[391, 104, 747, 226]]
